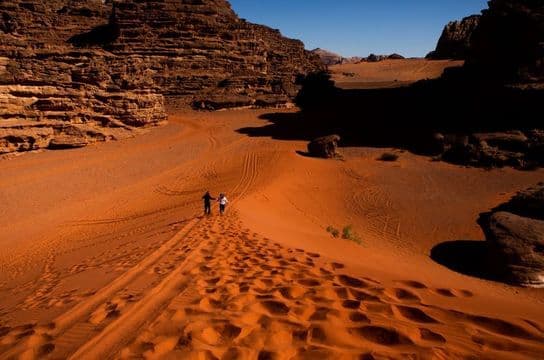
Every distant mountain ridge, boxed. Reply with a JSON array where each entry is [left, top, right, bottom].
[[311, 48, 405, 66]]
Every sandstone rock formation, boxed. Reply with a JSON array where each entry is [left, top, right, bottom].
[[0, 0, 323, 154], [431, 131, 544, 169], [109, 0, 322, 109], [433, 0, 544, 82], [0, 0, 167, 154], [466, 0, 544, 82], [387, 53, 405, 60], [427, 15, 480, 60], [311, 49, 344, 66], [310, 49, 406, 66], [310, 48, 362, 66], [364, 54, 405, 62], [307, 135, 340, 158], [478, 211, 544, 288], [491, 184, 544, 221], [478, 184, 544, 287]]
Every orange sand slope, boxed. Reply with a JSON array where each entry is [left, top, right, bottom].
[[1, 109, 543, 359], [330, 59, 464, 89]]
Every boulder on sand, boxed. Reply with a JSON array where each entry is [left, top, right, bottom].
[[478, 211, 544, 287], [307, 135, 341, 158]]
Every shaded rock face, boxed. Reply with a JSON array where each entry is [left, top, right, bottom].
[[307, 135, 340, 158], [0, 0, 322, 154], [492, 184, 544, 221], [465, 0, 544, 82], [478, 211, 544, 288], [427, 15, 480, 60], [431, 130, 544, 169]]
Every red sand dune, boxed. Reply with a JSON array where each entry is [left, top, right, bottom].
[[1, 107, 543, 359]]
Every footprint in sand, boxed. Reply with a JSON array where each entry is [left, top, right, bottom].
[[353, 325, 413, 346], [387, 288, 421, 303], [348, 288, 381, 302], [337, 275, 369, 288], [349, 311, 371, 323], [419, 328, 446, 344], [260, 300, 290, 315], [394, 305, 439, 324], [341, 300, 361, 310], [395, 280, 427, 289]]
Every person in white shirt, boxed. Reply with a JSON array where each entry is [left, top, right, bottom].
[[218, 193, 228, 215]]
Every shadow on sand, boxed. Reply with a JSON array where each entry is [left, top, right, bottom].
[[237, 69, 544, 155], [430, 240, 500, 282]]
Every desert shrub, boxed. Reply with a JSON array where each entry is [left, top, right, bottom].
[[378, 152, 399, 162], [342, 225, 362, 244], [326, 225, 340, 238]]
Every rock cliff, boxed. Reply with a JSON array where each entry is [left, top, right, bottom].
[[0, 0, 322, 154], [427, 15, 480, 60]]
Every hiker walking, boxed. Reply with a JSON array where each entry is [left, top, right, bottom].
[[218, 193, 229, 215], [202, 191, 216, 215]]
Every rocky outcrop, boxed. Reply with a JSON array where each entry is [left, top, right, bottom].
[[478, 184, 544, 287], [433, 0, 544, 82], [307, 135, 340, 158], [465, 0, 544, 82], [0, 0, 162, 154], [492, 184, 544, 221], [478, 211, 544, 288], [430, 130, 544, 169], [364, 54, 405, 62], [387, 53, 405, 60], [310, 48, 362, 66], [311, 49, 406, 66], [427, 15, 480, 60], [311, 49, 344, 66], [108, 0, 322, 107], [0, 0, 323, 154]]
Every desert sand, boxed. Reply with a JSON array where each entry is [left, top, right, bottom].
[[1, 104, 544, 359], [330, 59, 464, 89]]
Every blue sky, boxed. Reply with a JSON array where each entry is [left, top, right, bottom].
[[228, 1, 488, 58]]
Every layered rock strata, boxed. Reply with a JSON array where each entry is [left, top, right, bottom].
[[0, 0, 322, 154]]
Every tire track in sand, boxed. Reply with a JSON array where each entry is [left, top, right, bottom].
[[0, 217, 206, 360], [68, 220, 219, 360], [231, 152, 259, 204]]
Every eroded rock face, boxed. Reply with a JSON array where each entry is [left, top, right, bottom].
[[478, 211, 544, 288], [427, 15, 480, 60], [108, 0, 322, 108], [307, 135, 340, 159], [0, 0, 322, 154], [0, 1, 166, 154]]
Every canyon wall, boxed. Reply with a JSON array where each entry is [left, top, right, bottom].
[[0, 0, 322, 154]]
